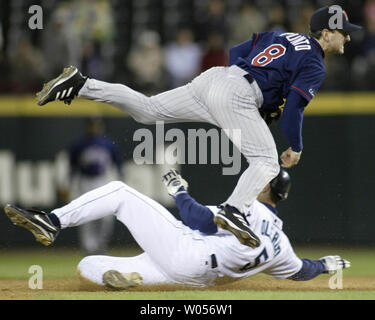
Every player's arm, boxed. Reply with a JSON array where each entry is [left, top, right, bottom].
[[280, 60, 325, 168], [162, 170, 218, 234], [279, 91, 307, 168], [288, 256, 350, 281], [175, 192, 218, 234], [287, 258, 325, 281], [229, 34, 256, 65]]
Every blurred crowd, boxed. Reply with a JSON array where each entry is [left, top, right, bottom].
[[0, 0, 373, 95]]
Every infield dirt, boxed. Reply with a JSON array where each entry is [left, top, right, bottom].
[[1, 275, 375, 300]]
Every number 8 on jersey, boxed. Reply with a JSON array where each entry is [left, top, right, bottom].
[[252, 44, 286, 67]]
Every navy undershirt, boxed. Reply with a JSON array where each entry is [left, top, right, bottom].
[[175, 190, 218, 234]]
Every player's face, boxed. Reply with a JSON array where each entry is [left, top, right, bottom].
[[328, 30, 351, 54]]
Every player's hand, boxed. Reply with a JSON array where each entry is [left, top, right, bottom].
[[320, 255, 351, 274], [162, 169, 188, 197], [280, 147, 301, 168]]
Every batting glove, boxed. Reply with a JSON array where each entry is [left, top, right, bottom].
[[320, 255, 351, 274], [162, 169, 188, 197]]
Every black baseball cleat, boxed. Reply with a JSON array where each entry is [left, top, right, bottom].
[[36, 66, 87, 106], [3, 204, 59, 246], [103, 270, 142, 290], [214, 205, 260, 248]]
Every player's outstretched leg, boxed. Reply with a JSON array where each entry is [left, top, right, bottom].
[[3, 204, 60, 246], [214, 205, 260, 248], [102, 270, 142, 290], [36, 66, 87, 106]]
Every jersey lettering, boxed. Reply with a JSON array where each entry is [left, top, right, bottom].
[[261, 219, 282, 257], [239, 247, 269, 271], [251, 44, 286, 67], [280, 32, 311, 51]]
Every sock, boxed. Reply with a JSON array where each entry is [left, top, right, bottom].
[[47, 213, 61, 229], [76, 74, 88, 96]]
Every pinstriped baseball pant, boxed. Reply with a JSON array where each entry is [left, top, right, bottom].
[[79, 65, 280, 213]]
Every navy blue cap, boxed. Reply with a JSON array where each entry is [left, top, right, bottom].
[[310, 6, 362, 33]]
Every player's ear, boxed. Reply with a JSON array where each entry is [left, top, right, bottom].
[[321, 29, 331, 41]]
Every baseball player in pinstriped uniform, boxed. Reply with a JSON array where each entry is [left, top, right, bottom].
[[3, 169, 350, 289], [34, 6, 361, 247]]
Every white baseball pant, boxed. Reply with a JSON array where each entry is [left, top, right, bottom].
[[52, 181, 218, 287], [76, 175, 115, 254], [78, 65, 280, 213]]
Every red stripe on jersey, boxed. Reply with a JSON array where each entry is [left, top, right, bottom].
[[253, 33, 259, 48], [291, 85, 311, 100]]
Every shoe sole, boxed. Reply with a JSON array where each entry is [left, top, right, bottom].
[[214, 215, 260, 248], [36, 66, 78, 106], [4, 204, 53, 246], [103, 270, 142, 290]]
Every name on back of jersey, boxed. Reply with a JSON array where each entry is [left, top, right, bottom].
[[280, 32, 311, 51], [261, 219, 281, 257]]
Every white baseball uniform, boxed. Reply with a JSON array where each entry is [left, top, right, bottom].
[[78, 65, 280, 214], [75, 175, 114, 254], [52, 180, 302, 287]]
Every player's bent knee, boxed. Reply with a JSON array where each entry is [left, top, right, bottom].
[[77, 255, 98, 272], [269, 159, 280, 176], [77, 256, 105, 288], [250, 156, 279, 172], [266, 161, 280, 180]]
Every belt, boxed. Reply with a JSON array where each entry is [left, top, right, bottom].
[[243, 73, 254, 85], [210, 254, 218, 269]]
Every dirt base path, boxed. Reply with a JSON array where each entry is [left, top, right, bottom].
[[1, 275, 374, 300]]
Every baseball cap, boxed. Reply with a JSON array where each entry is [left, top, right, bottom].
[[310, 6, 362, 33]]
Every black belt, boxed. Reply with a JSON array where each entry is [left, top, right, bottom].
[[244, 73, 254, 84], [210, 254, 218, 269]]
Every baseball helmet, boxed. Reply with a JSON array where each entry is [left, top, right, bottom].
[[270, 168, 291, 201]]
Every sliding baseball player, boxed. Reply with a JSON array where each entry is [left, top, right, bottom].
[[3, 169, 349, 289]]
